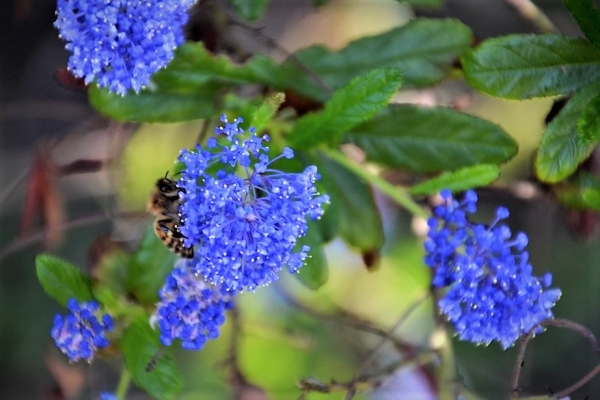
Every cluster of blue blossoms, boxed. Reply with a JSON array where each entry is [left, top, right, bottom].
[[51, 299, 114, 362], [51, 116, 328, 359], [54, 0, 195, 95], [424, 190, 561, 349], [150, 116, 327, 350], [177, 115, 329, 292], [152, 262, 234, 350]]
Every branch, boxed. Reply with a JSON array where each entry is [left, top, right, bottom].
[[345, 291, 430, 399], [275, 285, 422, 354], [0, 211, 144, 263], [225, 17, 334, 96], [504, 0, 559, 34], [554, 363, 600, 399], [510, 318, 600, 399], [298, 351, 438, 396]]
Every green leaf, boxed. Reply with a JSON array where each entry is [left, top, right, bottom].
[[250, 92, 285, 132], [122, 316, 184, 400], [582, 185, 600, 211], [283, 18, 472, 101], [89, 83, 221, 123], [288, 68, 402, 148], [462, 34, 600, 99], [554, 172, 600, 210], [400, 0, 443, 7], [563, 0, 600, 50], [312, 0, 331, 6], [534, 84, 600, 182], [409, 164, 500, 195], [35, 254, 93, 306], [345, 104, 517, 172], [125, 226, 176, 305], [230, 0, 269, 21], [294, 220, 328, 290], [578, 93, 600, 145], [317, 152, 384, 262], [151, 43, 284, 90]]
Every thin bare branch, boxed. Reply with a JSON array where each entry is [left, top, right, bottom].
[[554, 362, 600, 399], [346, 291, 430, 399], [0, 211, 144, 263], [196, 117, 213, 144], [510, 318, 600, 399], [275, 285, 421, 354], [225, 17, 334, 96], [504, 0, 559, 34], [298, 351, 438, 396]]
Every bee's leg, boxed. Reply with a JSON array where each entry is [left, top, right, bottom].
[[156, 218, 175, 233], [157, 218, 186, 238]]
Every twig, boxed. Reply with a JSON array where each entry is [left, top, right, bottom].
[[298, 351, 438, 396], [0, 168, 29, 209], [510, 318, 600, 399], [0, 211, 144, 263], [334, 308, 424, 354], [554, 363, 600, 399], [225, 304, 249, 400], [196, 117, 213, 144], [225, 17, 334, 96], [0, 101, 91, 121], [504, 0, 559, 34], [274, 285, 420, 354], [545, 319, 600, 354], [107, 122, 136, 217], [346, 291, 430, 398]]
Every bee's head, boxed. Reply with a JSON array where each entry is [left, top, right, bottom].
[[156, 177, 178, 194]]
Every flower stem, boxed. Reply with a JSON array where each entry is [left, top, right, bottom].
[[320, 149, 428, 218], [116, 365, 131, 400]]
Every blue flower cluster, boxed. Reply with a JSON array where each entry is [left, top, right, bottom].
[[424, 190, 561, 349], [152, 264, 234, 350], [51, 299, 114, 362], [177, 115, 329, 292], [54, 0, 195, 95]]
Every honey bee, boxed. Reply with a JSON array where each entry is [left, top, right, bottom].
[[147, 175, 194, 258]]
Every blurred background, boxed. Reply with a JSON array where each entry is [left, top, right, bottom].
[[1, 0, 599, 399]]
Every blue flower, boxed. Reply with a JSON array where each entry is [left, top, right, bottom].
[[152, 263, 234, 350], [54, 0, 195, 95], [424, 190, 561, 349], [51, 299, 114, 362], [177, 115, 329, 292], [99, 393, 117, 400]]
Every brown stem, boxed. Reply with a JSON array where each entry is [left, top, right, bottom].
[[0, 101, 91, 121], [544, 319, 600, 354], [225, 17, 334, 96], [509, 323, 539, 399], [554, 362, 600, 399], [504, 0, 559, 34], [0, 211, 144, 263], [298, 351, 438, 396], [225, 304, 250, 400], [357, 291, 430, 374], [275, 285, 423, 355], [346, 291, 430, 399], [509, 318, 600, 399], [196, 117, 213, 144]]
